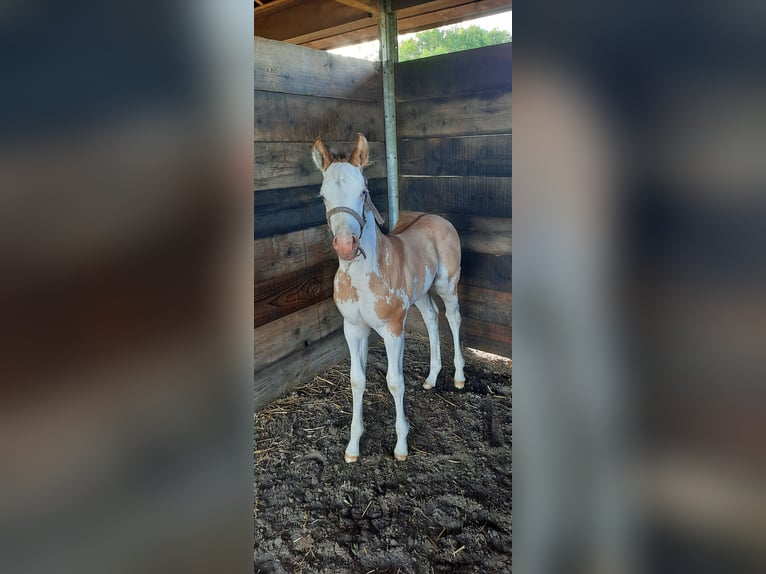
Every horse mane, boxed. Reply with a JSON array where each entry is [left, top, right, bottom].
[[389, 213, 427, 235]]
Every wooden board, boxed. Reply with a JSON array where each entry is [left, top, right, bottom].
[[254, 140, 386, 191], [254, 36, 381, 102], [255, 91, 385, 142], [398, 135, 511, 178], [255, 329, 349, 411], [254, 298, 342, 371], [396, 42, 512, 101], [254, 178, 389, 239], [298, 0, 512, 50], [405, 312, 511, 359], [455, 284, 512, 326], [254, 225, 334, 283], [254, 258, 338, 328], [396, 89, 512, 138], [399, 176, 511, 218], [461, 252, 512, 292], [254, 0, 371, 44], [397, 210, 511, 256]]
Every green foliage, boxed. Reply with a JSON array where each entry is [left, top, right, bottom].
[[398, 25, 511, 61]]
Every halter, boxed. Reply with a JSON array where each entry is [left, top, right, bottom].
[[325, 186, 385, 260]]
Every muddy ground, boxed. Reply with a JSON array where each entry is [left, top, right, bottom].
[[254, 331, 512, 573]]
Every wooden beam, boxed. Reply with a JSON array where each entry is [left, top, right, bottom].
[[398, 134, 512, 178], [254, 36, 382, 101], [255, 329, 349, 410], [254, 258, 338, 327], [399, 176, 512, 218], [254, 91, 385, 142], [395, 43, 512, 101], [254, 0, 370, 43], [253, 225, 334, 282], [335, 0, 380, 14], [301, 0, 512, 50], [396, 90, 512, 138], [254, 298, 342, 371], [253, 0, 302, 17]]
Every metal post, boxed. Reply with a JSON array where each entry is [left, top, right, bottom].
[[379, 0, 399, 229]]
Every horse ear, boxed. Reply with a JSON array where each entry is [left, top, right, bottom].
[[349, 133, 369, 169], [312, 137, 331, 171]]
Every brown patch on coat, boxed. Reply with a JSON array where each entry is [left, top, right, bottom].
[[368, 271, 406, 337], [366, 213, 463, 336], [334, 271, 358, 303]]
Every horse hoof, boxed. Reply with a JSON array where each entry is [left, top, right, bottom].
[[454, 379, 465, 389], [394, 452, 407, 462], [422, 382, 434, 390], [344, 454, 358, 463]]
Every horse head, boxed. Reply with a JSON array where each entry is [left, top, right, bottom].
[[312, 133, 370, 261]]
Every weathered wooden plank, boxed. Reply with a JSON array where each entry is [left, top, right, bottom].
[[397, 210, 511, 256], [254, 258, 338, 328], [398, 135, 512, 177], [399, 176, 511, 218], [254, 225, 335, 283], [254, 36, 381, 101], [254, 179, 389, 239], [255, 91, 385, 142], [254, 0, 370, 43], [254, 298, 342, 371], [455, 217, 511, 256], [396, 90, 512, 138], [254, 140, 386, 191], [336, 0, 379, 14], [461, 252, 512, 292], [255, 329, 349, 411], [405, 313, 511, 359], [455, 284, 512, 326], [396, 42, 512, 101]]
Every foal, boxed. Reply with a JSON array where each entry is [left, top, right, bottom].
[[312, 133, 466, 462]]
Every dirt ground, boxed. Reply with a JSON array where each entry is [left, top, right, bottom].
[[254, 331, 512, 573]]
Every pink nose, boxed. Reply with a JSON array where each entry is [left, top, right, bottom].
[[332, 235, 358, 260]]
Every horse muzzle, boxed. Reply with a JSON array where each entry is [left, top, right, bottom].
[[332, 234, 359, 261]]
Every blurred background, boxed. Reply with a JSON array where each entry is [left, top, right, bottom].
[[515, 1, 766, 572], [0, 1, 253, 573], [3, 0, 766, 572]]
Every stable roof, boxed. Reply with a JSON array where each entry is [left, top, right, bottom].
[[254, 0, 512, 50]]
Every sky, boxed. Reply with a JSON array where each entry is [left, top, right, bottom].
[[329, 9, 512, 61]]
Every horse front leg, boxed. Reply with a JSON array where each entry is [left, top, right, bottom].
[[344, 319, 370, 463], [382, 332, 409, 461]]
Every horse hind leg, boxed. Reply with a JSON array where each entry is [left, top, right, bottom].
[[434, 275, 466, 389], [413, 295, 442, 389]]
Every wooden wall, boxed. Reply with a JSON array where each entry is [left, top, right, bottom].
[[254, 37, 387, 407], [396, 43, 512, 358]]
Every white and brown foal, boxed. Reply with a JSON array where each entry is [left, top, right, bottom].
[[312, 133, 466, 463]]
